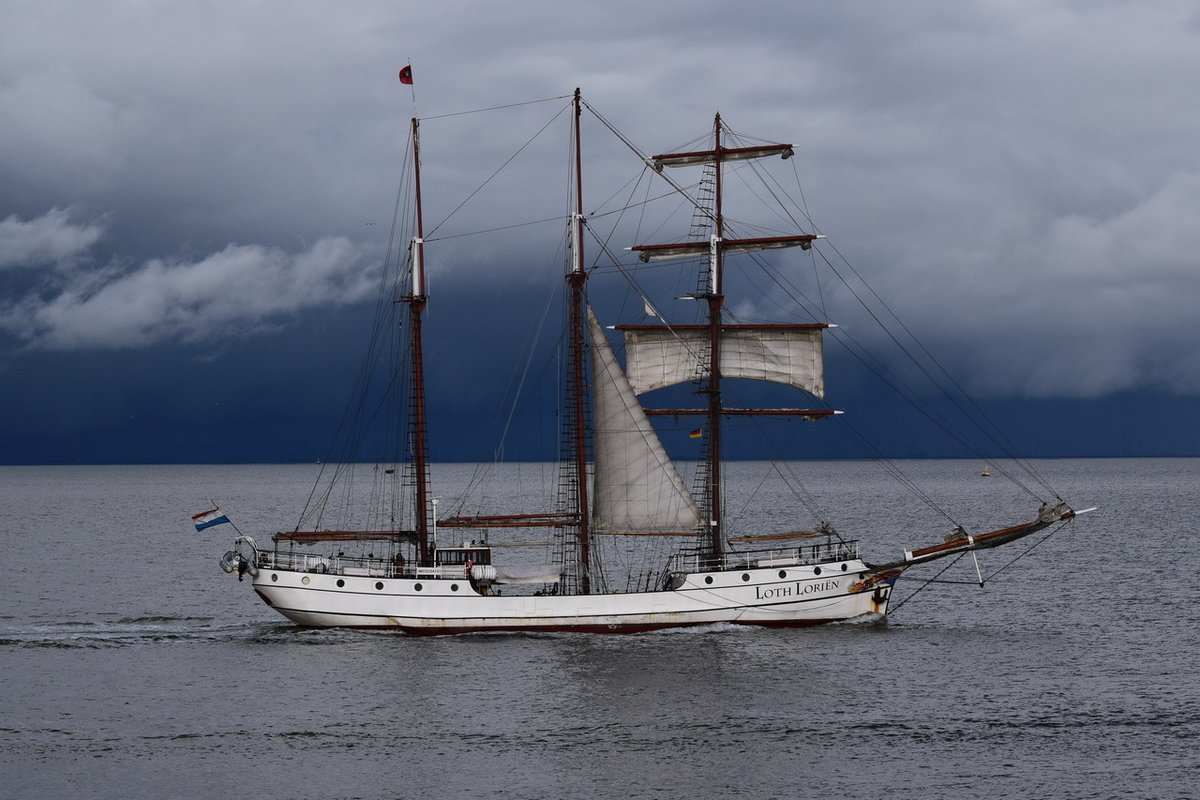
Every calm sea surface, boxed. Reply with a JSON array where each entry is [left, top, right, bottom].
[[1, 459, 1195, 799]]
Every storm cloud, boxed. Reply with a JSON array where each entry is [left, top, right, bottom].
[[3, 0, 1200, 462]]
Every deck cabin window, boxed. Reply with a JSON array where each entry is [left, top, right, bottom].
[[434, 547, 492, 567]]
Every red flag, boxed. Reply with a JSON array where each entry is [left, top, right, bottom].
[[398, 65, 413, 85]]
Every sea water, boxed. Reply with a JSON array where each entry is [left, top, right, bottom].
[[1, 459, 1196, 799]]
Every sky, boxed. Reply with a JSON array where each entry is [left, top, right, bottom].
[[2, 0, 1200, 465]]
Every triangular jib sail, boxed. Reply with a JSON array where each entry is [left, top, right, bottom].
[[588, 307, 703, 533]]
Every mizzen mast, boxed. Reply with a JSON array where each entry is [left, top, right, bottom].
[[566, 88, 592, 593]]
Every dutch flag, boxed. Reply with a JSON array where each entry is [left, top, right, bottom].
[[191, 507, 231, 531]]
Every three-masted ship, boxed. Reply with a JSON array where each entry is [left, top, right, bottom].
[[219, 90, 1081, 633]]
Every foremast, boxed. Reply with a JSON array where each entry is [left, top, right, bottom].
[[629, 114, 825, 562]]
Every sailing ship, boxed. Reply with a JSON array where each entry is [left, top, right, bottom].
[[218, 90, 1085, 634]]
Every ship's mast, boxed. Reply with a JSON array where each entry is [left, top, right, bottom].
[[408, 116, 432, 566], [629, 117, 822, 565], [705, 113, 725, 559], [567, 88, 591, 593]]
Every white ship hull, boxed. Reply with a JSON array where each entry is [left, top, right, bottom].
[[247, 561, 903, 634]]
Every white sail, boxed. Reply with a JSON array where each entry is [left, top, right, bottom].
[[588, 308, 702, 532], [623, 325, 826, 396]]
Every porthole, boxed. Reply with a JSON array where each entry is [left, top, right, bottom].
[[778, 570, 787, 579], [336, 579, 345, 588], [814, 567, 822, 576], [271, 573, 278, 582], [414, 583, 423, 592], [301, 576, 310, 585], [841, 563, 848, 571], [375, 581, 384, 591], [742, 573, 751, 582], [704, 576, 714, 585], [450, 584, 459, 592]]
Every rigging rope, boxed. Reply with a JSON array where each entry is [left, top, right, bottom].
[[713, 124, 1062, 505], [812, 238, 1062, 503], [425, 102, 571, 239], [889, 516, 1073, 614], [418, 94, 571, 122], [889, 553, 966, 614], [977, 519, 1072, 583], [425, 215, 564, 242], [299, 132, 418, 531]]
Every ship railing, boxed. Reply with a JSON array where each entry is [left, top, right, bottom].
[[666, 540, 860, 575], [256, 550, 467, 580]]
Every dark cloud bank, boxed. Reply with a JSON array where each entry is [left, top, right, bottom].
[[3, 1, 1200, 464]]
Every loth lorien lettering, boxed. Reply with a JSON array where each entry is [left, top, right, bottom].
[[755, 578, 840, 600]]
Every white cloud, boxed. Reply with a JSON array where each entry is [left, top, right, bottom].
[[0, 208, 104, 269], [0, 229, 375, 350]]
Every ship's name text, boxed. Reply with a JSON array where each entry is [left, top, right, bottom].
[[755, 578, 839, 600]]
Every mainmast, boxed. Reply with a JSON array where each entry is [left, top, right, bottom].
[[705, 113, 726, 558], [567, 89, 591, 593], [407, 116, 432, 566]]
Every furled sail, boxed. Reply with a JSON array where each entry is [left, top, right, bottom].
[[588, 308, 703, 532], [651, 143, 795, 170], [492, 564, 566, 585], [630, 234, 819, 262], [621, 324, 826, 396]]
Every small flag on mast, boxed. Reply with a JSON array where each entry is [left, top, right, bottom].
[[689, 429, 702, 439], [398, 65, 413, 85], [191, 507, 231, 531]]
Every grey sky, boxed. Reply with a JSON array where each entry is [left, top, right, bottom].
[[2, 0, 1199, 462]]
